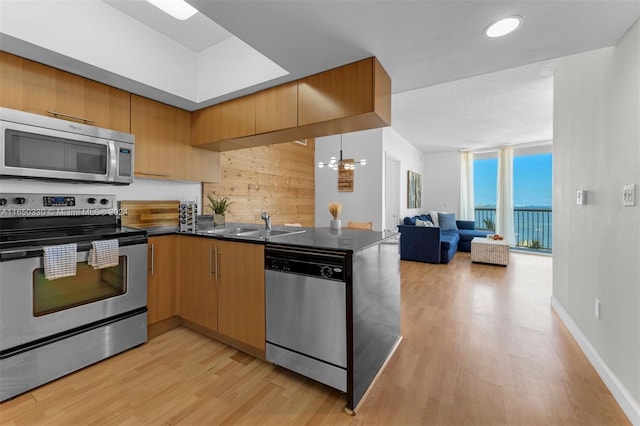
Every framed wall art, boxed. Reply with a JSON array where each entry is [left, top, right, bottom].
[[407, 170, 422, 208], [338, 159, 355, 192]]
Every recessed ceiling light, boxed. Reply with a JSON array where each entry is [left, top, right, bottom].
[[146, 0, 198, 21], [484, 16, 524, 38]]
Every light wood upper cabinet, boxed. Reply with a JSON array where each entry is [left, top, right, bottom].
[[298, 58, 373, 126], [191, 57, 391, 152], [298, 57, 391, 127], [178, 236, 218, 331], [373, 58, 392, 127], [255, 81, 298, 134], [147, 236, 178, 325], [0, 51, 130, 133], [192, 94, 255, 146], [177, 109, 220, 183], [131, 95, 219, 182], [217, 241, 265, 351], [131, 95, 179, 178]]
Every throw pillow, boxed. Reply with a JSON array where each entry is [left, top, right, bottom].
[[415, 219, 434, 227], [429, 210, 440, 227], [404, 216, 416, 225], [415, 219, 427, 227], [438, 213, 458, 231]]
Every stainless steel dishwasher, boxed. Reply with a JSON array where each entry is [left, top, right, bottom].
[[265, 246, 347, 392]]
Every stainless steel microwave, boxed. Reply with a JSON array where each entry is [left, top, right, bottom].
[[0, 107, 134, 185]]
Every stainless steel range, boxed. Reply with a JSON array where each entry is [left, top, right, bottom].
[[0, 192, 148, 401]]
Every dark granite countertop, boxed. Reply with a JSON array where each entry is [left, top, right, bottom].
[[143, 226, 180, 237], [137, 223, 398, 253], [261, 227, 399, 253]]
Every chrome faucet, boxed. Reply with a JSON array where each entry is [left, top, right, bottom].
[[261, 212, 271, 230]]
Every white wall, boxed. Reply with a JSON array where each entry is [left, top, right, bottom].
[[553, 19, 640, 423], [382, 127, 424, 221], [314, 127, 426, 231], [0, 178, 201, 209], [423, 151, 459, 215], [315, 129, 384, 230]]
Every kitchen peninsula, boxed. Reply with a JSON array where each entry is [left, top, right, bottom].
[[146, 224, 401, 414]]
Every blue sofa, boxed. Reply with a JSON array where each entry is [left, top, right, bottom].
[[398, 214, 489, 264]]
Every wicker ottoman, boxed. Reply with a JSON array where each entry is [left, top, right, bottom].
[[471, 237, 510, 266]]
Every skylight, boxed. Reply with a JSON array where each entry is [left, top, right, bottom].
[[146, 0, 198, 21]]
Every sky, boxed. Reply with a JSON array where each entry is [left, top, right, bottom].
[[474, 153, 552, 207]]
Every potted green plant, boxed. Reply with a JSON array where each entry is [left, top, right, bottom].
[[206, 194, 232, 227]]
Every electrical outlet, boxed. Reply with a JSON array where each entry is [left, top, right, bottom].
[[595, 299, 601, 319]]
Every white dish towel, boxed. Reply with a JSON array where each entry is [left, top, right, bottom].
[[43, 243, 78, 280], [88, 239, 119, 269]]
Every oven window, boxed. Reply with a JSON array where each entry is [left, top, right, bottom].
[[33, 256, 127, 317]]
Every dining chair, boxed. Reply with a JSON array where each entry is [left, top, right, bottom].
[[347, 221, 373, 230]]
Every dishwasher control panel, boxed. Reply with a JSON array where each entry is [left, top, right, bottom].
[[265, 248, 346, 282]]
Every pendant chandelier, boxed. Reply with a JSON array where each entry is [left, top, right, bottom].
[[317, 135, 366, 170]]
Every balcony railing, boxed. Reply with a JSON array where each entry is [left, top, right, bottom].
[[474, 207, 552, 251]]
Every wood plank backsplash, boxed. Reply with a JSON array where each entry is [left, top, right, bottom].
[[203, 140, 315, 227], [120, 200, 180, 228]]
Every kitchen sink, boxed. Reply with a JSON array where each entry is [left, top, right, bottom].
[[195, 226, 260, 236], [195, 226, 305, 240], [236, 229, 298, 238]]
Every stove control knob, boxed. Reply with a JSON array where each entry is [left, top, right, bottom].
[[0, 198, 7, 206], [100, 198, 110, 205], [87, 197, 97, 204], [14, 197, 27, 205]]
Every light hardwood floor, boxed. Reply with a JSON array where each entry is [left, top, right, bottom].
[[0, 252, 630, 425]]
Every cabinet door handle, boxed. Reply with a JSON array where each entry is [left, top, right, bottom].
[[47, 110, 95, 124], [150, 243, 155, 276], [136, 171, 172, 178], [209, 245, 213, 280], [214, 247, 219, 282]]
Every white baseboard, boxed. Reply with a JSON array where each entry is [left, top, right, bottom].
[[551, 296, 640, 425]]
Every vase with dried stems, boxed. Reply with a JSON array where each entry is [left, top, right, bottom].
[[328, 202, 342, 230]]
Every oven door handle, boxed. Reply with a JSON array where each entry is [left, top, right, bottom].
[[0, 236, 147, 261]]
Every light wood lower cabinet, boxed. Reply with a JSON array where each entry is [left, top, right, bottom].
[[147, 236, 178, 325], [178, 236, 218, 331], [176, 237, 265, 354], [217, 241, 265, 351]]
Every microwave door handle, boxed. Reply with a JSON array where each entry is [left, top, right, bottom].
[[108, 141, 117, 181]]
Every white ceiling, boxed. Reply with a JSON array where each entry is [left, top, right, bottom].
[[1, 1, 639, 154], [392, 58, 559, 153], [103, 0, 232, 52]]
